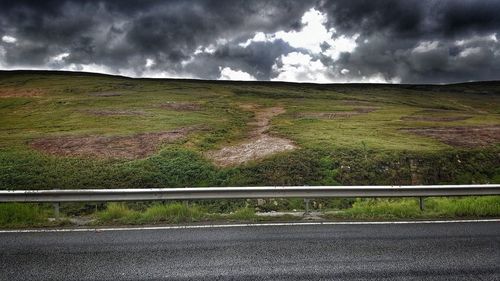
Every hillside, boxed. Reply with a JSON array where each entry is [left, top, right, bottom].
[[0, 70, 499, 190]]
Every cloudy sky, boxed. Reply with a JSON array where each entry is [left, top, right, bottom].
[[0, 0, 499, 84]]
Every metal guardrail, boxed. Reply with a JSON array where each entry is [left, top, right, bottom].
[[1, 185, 499, 203]]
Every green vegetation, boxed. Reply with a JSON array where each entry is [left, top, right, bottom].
[[326, 196, 500, 220], [0, 71, 499, 228], [0, 203, 54, 228], [96, 202, 204, 224], [1, 71, 499, 190], [227, 207, 258, 221], [95, 203, 258, 225], [1, 196, 498, 228], [0, 203, 44, 227]]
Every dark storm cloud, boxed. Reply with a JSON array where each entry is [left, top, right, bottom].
[[0, 0, 499, 83], [184, 39, 298, 80], [0, 0, 313, 74], [319, 0, 500, 38], [317, 0, 500, 83]]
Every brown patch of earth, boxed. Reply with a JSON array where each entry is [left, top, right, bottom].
[[88, 92, 122, 97], [401, 116, 471, 122], [0, 88, 44, 98], [205, 105, 296, 166], [341, 100, 376, 106], [31, 127, 198, 159], [401, 109, 472, 122], [298, 107, 378, 119], [82, 109, 146, 116], [159, 102, 201, 111], [238, 103, 257, 111], [418, 109, 462, 114], [247, 106, 286, 136], [401, 125, 500, 147]]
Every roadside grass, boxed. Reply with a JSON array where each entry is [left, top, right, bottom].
[[1, 196, 499, 229], [90, 196, 500, 226], [96, 202, 137, 223], [227, 207, 257, 221], [95, 203, 260, 225], [90, 196, 500, 225], [0, 203, 48, 228], [141, 203, 204, 223], [96, 202, 205, 224], [428, 196, 500, 217], [325, 196, 500, 220]]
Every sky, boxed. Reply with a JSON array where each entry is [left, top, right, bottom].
[[0, 0, 499, 84]]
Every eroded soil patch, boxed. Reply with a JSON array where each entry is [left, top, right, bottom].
[[341, 100, 376, 106], [401, 116, 471, 122], [159, 102, 201, 111], [401, 109, 472, 122], [0, 88, 43, 98], [402, 125, 500, 147], [88, 92, 122, 97], [82, 109, 146, 116], [31, 127, 197, 159], [298, 107, 378, 119], [207, 135, 296, 167], [206, 105, 296, 166]]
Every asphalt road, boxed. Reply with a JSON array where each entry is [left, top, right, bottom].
[[0, 221, 499, 281]]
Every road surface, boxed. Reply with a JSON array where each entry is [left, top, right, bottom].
[[0, 221, 499, 280]]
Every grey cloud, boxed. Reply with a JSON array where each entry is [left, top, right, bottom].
[[316, 0, 500, 83], [0, 0, 313, 74], [0, 0, 499, 83], [333, 34, 500, 83], [319, 0, 500, 39]]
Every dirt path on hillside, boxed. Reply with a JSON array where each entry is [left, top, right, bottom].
[[206, 104, 296, 166]]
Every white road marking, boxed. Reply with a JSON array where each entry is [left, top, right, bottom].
[[0, 219, 498, 233]]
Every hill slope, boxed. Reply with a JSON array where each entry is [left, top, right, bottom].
[[1, 70, 499, 189]]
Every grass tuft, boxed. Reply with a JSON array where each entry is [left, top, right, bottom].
[[337, 199, 421, 219], [97, 203, 135, 222], [0, 203, 47, 227], [141, 203, 203, 223], [227, 207, 257, 221]]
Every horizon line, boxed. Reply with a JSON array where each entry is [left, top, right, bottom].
[[1, 69, 499, 87]]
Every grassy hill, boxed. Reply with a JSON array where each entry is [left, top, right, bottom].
[[1, 70, 499, 190]]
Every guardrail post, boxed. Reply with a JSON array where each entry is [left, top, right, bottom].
[[304, 198, 310, 215], [53, 202, 60, 220], [419, 197, 425, 211]]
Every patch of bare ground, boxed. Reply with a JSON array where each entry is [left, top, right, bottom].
[[418, 109, 463, 114], [206, 105, 296, 167], [82, 109, 146, 116], [159, 102, 201, 111], [401, 116, 471, 122], [0, 88, 43, 98], [88, 92, 122, 97], [297, 107, 378, 119], [401, 125, 500, 147], [31, 127, 198, 159], [401, 109, 472, 122], [341, 100, 375, 106]]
